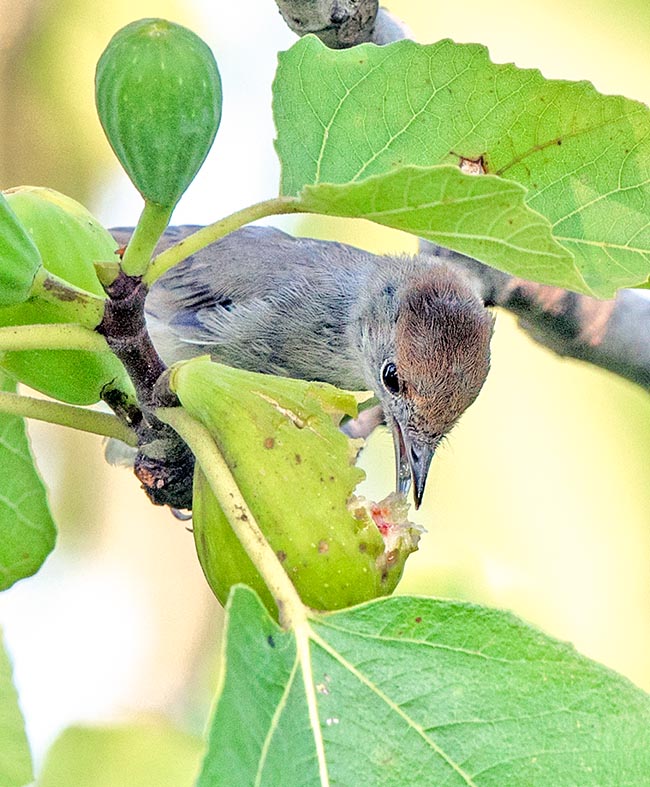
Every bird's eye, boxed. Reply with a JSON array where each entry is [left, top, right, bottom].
[[381, 361, 400, 395]]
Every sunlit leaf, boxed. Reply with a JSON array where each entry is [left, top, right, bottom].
[[37, 723, 203, 787], [275, 36, 650, 296], [298, 165, 587, 292], [0, 628, 33, 787], [0, 371, 56, 591], [199, 586, 650, 786]]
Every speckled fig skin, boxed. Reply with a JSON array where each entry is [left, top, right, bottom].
[[95, 19, 222, 208], [0, 187, 134, 405], [192, 465, 396, 614], [171, 356, 420, 614]]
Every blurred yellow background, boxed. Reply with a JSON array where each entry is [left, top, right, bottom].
[[0, 0, 649, 769]]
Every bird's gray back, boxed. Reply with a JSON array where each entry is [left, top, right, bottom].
[[145, 226, 385, 389]]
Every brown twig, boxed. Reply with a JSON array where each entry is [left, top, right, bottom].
[[275, 0, 379, 48], [273, 2, 411, 47], [98, 269, 195, 509]]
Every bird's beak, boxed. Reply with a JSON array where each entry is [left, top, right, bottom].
[[392, 424, 436, 510]]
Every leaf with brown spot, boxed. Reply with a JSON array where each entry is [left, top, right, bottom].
[[276, 36, 650, 296]]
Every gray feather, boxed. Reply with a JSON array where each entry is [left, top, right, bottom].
[[145, 225, 423, 390]]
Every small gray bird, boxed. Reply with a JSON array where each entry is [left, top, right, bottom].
[[140, 225, 494, 508]]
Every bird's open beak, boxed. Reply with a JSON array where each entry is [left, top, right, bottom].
[[392, 424, 436, 510]]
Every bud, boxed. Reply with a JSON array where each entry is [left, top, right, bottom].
[[170, 357, 421, 612], [6, 187, 115, 297]]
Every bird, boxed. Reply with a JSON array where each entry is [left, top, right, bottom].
[[133, 224, 494, 509]]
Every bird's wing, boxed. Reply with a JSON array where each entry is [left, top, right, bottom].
[[142, 226, 364, 375], [111, 224, 375, 386]]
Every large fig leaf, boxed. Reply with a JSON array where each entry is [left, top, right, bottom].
[[199, 586, 650, 786], [298, 166, 587, 292], [275, 37, 650, 297]]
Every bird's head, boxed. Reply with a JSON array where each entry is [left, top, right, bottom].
[[359, 261, 493, 508]]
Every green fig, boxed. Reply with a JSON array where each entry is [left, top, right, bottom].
[[0, 192, 42, 307], [5, 187, 113, 298], [169, 356, 421, 613], [95, 18, 222, 208], [0, 187, 134, 405]]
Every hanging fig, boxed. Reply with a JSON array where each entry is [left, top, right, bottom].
[[169, 357, 421, 613], [95, 18, 222, 208]]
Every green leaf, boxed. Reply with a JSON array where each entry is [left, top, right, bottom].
[[196, 587, 311, 786], [275, 36, 650, 297], [0, 629, 33, 787], [37, 723, 203, 787], [0, 371, 56, 590], [298, 165, 588, 292], [96, 19, 222, 208], [0, 193, 42, 308], [169, 357, 419, 613], [200, 586, 650, 786]]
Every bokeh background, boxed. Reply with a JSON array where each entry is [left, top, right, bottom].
[[1, 0, 649, 780]]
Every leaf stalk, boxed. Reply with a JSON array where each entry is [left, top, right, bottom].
[[0, 389, 137, 445], [144, 196, 302, 285], [120, 201, 174, 277], [158, 405, 309, 629]]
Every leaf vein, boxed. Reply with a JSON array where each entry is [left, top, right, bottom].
[[309, 628, 479, 786]]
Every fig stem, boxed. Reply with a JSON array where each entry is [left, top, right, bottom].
[[158, 405, 308, 629], [121, 201, 173, 277], [0, 323, 110, 353], [0, 389, 137, 445], [143, 196, 302, 286], [30, 268, 106, 328]]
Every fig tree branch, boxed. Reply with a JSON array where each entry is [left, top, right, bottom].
[[273, 0, 411, 48], [96, 269, 196, 509]]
